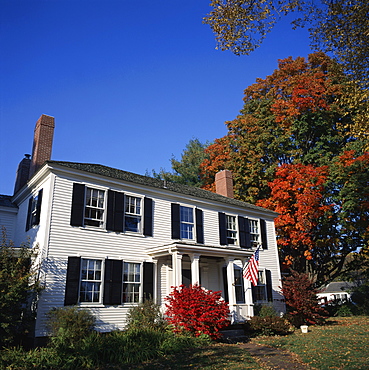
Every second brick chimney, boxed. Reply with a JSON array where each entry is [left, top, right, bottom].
[[215, 170, 234, 198], [29, 114, 55, 178]]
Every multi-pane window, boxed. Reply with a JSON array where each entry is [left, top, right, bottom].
[[125, 196, 142, 232], [180, 206, 194, 239], [28, 196, 39, 229], [80, 259, 102, 303], [84, 188, 105, 227], [234, 267, 245, 303], [123, 262, 141, 303], [249, 219, 259, 247], [226, 215, 237, 245], [254, 270, 267, 301], [26, 189, 43, 231]]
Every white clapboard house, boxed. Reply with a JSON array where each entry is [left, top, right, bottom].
[[0, 115, 285, 343]]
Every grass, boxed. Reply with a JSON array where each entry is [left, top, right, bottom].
[[253, 316, 369, 370], [136, 316, 369, 370], [1, 317, 367, 369], [132, 343, 264, 369]]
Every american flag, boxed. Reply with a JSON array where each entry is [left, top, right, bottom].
[[243, 248, 260, 286]]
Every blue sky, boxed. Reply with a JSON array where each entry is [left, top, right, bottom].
[[0, 0, 311, 195]]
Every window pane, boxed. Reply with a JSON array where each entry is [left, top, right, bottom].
[[80, 259, 102, 303], [180, 206, 194, 239], [125, 216, 141, 232], [226, 215, 237, 244], [123, 262, 141, 303]]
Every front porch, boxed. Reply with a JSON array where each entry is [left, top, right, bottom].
[[147, 242, 255, 322]]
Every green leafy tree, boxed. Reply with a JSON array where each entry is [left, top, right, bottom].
[[149, 138, 209, 187], [0, 229, 40, 347]]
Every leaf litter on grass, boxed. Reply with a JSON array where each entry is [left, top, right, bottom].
[[253, 316, 369, 370]]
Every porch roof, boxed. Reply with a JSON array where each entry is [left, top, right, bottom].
[[147, 242, 255, 260]]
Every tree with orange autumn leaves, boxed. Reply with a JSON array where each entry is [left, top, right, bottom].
[[200, 52, 369, 285]]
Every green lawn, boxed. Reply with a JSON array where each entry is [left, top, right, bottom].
[[137, 316, 369, 370], [254, 316, 369, 370], [134, 343, 264, 369]]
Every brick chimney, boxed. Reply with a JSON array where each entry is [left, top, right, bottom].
[[29, 114, 55, 178], [215, 170, 234, 198]]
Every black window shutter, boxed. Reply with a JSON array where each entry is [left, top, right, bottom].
[[266, 269, 273, 302], [171, 203, 180, 239], [64, 256, 81, 305], [251, 285, 257, 302], [222, 266, 229, 303], [106, 190, 115, 231], [70, 183, 85, 227], [195, 208, 204, 244], [106, 190, 124, 232], [103, 259, 123, 305], [25, 197, 33, 231], [35, 189, 43, 226], [218, 212, 227, 245], [238, 216, 251, 248], [143, 262, 154, 301], [260, 219, 268, 249], [143, 197, 153, 236]]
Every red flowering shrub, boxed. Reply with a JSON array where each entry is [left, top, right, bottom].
[[281, 270, 328, 327], [165, 284, 229, 340]]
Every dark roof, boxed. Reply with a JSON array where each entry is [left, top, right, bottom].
[[47, 160, 277, 216], [321, 282, 355, 294], [0, 195, 17, 208]]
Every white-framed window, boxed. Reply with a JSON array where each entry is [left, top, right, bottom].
[[79, 258, 103, 303], [28, 196, 39, 229], [226, 215, 237, 245], [180, 206, 194, 239], [123, 262, 141, 303], [84, 187, 105, 227], [234, 266, 245, 303], [249, 219, 260, 247], [125, 195, 142, 233], [254, 270, 267, 302]]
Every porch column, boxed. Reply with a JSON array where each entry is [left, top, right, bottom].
[[152, 258, 158, 303], [172, 251, 183, 287], [189, 253, 200, 285], [225, 257, 236, 308], [243, 257, 254, 318]]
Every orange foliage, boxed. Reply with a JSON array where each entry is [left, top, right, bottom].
[[243, 52, 344, 126], [200, 136, 231, 192], [257, 163, 332, 268]]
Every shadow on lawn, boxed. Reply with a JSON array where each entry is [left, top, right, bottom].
[[131, 343, 260, 370]]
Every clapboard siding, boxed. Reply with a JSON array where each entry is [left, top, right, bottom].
[[12, 167, 284, 336], [0, 208, 18, 242]]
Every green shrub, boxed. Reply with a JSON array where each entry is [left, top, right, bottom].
[[0, 232, 41, 348], [126, 298, 167, 332], [258, 304, 277, 317], [47, 306, 96, 350], [246, 316, 292, 336], [351, 283, 369, 315], [0, 328, 211, 369]]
